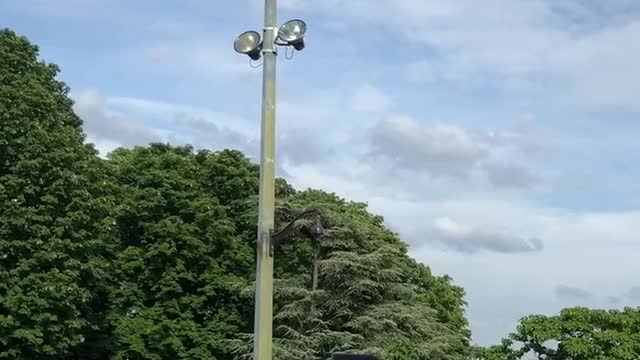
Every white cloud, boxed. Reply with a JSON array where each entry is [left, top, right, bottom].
[[482, 162, 539, 189], [278, 127, 335, 166], [73, 89, 162, 150], [350, 84, 393, 112], [85, 135, 123, 158], [73, 90, 261, 157], [555, 21, 640, 108], [628, 286, 640, 300], [368, 115, 489, 178], [555, 285, 593, 300], [143, 41, 259, 81], [283, 0, 640, 108], [432, 217, 543, 254], [76, 90, 344, 172], [365, 115, 540, 187], [278, 93, 343, 131], [105, 96, 258, 139], [4, 0, 116, 20]]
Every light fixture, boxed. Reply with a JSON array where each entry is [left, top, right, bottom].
[[234, 30, 263, 60], [278, 19, 307, 51]]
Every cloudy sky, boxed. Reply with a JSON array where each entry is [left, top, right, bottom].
[[4, 0, 640, 345]]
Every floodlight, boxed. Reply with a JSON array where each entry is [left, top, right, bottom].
[[234, 30, 263, 60], [278, 19, 307, 50]]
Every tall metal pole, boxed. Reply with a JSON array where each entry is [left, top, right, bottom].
[[254, 0, 277, 358]]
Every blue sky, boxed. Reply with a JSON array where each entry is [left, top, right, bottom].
[[3, 0, 640, 346]]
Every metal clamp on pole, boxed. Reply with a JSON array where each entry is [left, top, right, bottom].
[[262, 26, 278, 55]]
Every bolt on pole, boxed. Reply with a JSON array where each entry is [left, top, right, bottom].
[[254, 0, 278, 358]]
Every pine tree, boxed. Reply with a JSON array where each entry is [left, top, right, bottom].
[[230, 190, 472, 360]]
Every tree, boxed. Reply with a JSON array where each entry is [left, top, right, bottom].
[[0, 28, 115, 359], [479, 307, 640, 360], [510, 307, 640, 360], [471, 341, 517, 360], [229, 190, 472, 360], [106, 145, 255, 359]]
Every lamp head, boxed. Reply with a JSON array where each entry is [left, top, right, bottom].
[[234, 30, 263, 60], [278, 19, 307, 51]]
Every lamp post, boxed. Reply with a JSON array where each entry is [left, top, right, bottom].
[[233, 1, 307, 359]]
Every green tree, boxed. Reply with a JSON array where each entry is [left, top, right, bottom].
[[0, 28, 115, 359], [471, 341, 516, 360], [509, 307, 640, 360], [480, 307, 640, 360], [230, 190, 471, 360], [106, 145, 255, 359]]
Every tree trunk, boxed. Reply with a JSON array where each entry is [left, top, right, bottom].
[[312, 248, 319, 292]]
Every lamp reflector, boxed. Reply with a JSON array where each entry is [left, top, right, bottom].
[[278, 19, 307, 50], [234, 30, 262, 60]]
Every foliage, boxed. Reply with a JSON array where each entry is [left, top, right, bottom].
[[0, 28, 115, 359], [477, 307, 640, 360], [105, 145, 256, 359], [239, 191, 471, 360], [512, 307, 640, 360], [471, 341, 517, 360], [1, 28, 473, 359]]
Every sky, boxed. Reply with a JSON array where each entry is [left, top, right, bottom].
[[3, 0, 640, 346]]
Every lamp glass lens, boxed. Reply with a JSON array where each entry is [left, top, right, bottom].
[[234, 31, 261, 54], [278, 20, 307, 42]]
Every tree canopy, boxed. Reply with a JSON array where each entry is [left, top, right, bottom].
[[474, 307, 640, 360], [0, 28, 472, 359], [0, 27, 114, 359]]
